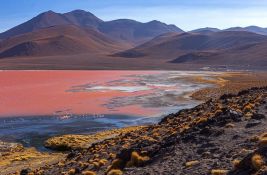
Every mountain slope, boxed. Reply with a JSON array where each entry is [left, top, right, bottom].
[[63, 10, 103, 28], [0, 25, 129, 58], [171, 41, 267, 66], [0, 11, 71, 39], [0, 36, 90, 58], [98, 20, 183, 44], [114, 31, 267, 59]]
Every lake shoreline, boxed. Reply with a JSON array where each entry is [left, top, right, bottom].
[[6, 86, 266, 175], [1, 71, 267, 174]]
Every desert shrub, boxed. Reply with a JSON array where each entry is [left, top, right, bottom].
[[185, 160, 200, 167], [99, 159, 108, 166], [127, 151, 150, 167], [225, 123, 235, 128], [259, 133, 267, 147], [110, 159, 124, 170], [109, 153, 116, 159], [250, 136, 260, 142], [214, 109, 223, 115], [211, 169, 228, 175], [251, 154, 264, 170], [107, 169, 123, 175], [195, 117, 208, 124], [68, 168, 76, 175], [93, 162, 100, 169], [82, 171, 96, 175], [244, 103, 254, 112], [58, 161, 65, 166], [232, 159, 241, 169]]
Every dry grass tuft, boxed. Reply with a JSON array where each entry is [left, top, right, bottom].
[[251, 154, 265, 170], [232, 159, 241, 169], [99, 159, 108, 166], [82, 170, 96, 175], [185, 160, 200, 168], [109, 159, 124, 170], [259, 133, 267, 148], [68, 168, 76, 175], [107, 169, 123, 175], [225, 123, 235, 128], [93, 162, 100, 169], [127, 151, 150, 167], [45, 126, 144, 150], [211, 169, 228, 175]]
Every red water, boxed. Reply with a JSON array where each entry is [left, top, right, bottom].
[[0, 71, 161, 117]]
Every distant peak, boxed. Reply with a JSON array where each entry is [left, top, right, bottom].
[[148, 20, 163, 24], [35, 10, 60, 20], [70, 9, 87, 13], [42, 10, 57, 15], [67, 9, 94, 15], [150, 20, 160, 23]]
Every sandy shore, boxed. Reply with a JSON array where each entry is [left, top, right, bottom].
[[191, 71, 267, 100]]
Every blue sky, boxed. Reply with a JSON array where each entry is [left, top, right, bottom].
[[1, 0, 267, 32]]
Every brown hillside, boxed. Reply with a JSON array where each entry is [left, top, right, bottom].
[[0, 25, 130, 58]]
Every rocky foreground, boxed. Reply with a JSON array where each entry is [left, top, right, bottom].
[[13, 86, 265, 175]]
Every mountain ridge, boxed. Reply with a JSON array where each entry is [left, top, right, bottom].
[[0, 10, 267, 69], [0, 10, 183, 45], [114, 31, 267, 59]]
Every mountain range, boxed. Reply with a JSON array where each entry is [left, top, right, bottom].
[[0, 10, 182, 45], [0, 10, 266, 70]]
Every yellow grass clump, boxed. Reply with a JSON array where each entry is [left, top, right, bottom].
[[225, 123, 235, 128], [107, 169, 123, 175], [244, 103, 254, 113], [109, 159, 124, 170], [93, 162, 100, 169], [195, 117, 208, 124], [82, 171, 96, 175], [68, 168, 76, 175], [211, 169, 228, 175], [109, 153, 116, 159], [99, 159, 108, 166], [127, 151, 150, 167], [250, 136, 260, 142], [45, 126, 145, 150], [251, 154, 265, 170], [232, 159, 241, 169], [259, 133, 267, 147], [185, 160, 200, 167]]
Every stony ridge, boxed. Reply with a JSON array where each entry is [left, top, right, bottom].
[[21, 87, 267, 175]]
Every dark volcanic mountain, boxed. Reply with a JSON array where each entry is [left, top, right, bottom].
[[0, 10, 183, 45]]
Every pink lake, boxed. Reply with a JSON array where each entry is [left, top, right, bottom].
[[0, 70, 220, 148], [0, 70, 219, 118]]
